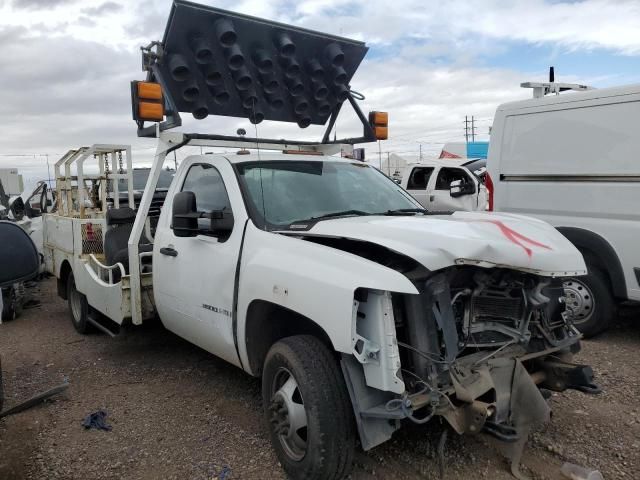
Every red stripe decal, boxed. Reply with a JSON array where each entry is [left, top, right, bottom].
[[474, 220, 551, 258]]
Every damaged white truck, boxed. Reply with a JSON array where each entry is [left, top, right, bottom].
[[43, 2, 599, 479]]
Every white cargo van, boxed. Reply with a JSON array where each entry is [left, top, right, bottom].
[[487, 82, 640, 336]]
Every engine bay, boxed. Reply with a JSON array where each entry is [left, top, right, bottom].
[[347, 266, 598, 453]]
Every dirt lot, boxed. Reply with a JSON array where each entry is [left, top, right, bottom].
[[0, 278, 638, 480]]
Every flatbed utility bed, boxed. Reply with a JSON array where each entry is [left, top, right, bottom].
[[43, 145, 156, 328]]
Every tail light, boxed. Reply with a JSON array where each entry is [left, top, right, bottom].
[[485, 171, 494, 211]]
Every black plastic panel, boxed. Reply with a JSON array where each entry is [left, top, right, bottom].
[[0, 221, 39, 288], [155, 0, 368, 126]]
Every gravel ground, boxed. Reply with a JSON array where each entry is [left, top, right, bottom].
[[0, 278, 638, 480]]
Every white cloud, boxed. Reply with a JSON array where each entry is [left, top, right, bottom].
[[220, 0, 640, 54], [1, 0, 640, 187]]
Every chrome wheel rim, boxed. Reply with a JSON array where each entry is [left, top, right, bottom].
[[563, 279, 595, 325], [269, 367, 308, 461]]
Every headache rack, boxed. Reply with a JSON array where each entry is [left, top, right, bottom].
[[53, 145, 133, 219]]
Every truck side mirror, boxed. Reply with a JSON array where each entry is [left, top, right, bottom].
[[171, 191, 199, 237], [0, 221, 39, 288], [208, 209, 234, 239], [450, 179, 475, 198]]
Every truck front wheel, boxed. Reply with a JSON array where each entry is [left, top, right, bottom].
[[262, 335, 356, 480], [67, 272, 90, 334], [563, 265, 615, 337]]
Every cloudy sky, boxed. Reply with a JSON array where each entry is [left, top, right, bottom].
[[1, 0, 640, 189]]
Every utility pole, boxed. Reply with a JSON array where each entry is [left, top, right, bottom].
[[471, 116, 476, 142], [464, 116, 477, 143], [386, 152, 390, 175], [419, 143, 422, 161], [378, 140, 382, 169], [464, 116, 470, 143], [45, 154, 52, 187]]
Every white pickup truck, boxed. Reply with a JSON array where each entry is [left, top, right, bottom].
[[42, 131, 600, 479], [41, 3, 599, 477], [400, 158, 488, 212]]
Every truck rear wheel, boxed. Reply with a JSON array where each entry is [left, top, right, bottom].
[[564, 266, 615, 337], [0, 356, 4, 413], [1, 286, 19, 322], [67, 272, 91, 334], [262, 335, 356, 480]]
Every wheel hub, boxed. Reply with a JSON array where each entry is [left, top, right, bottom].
[[269, 368, 308, 461], [563, 279, 595, 324]]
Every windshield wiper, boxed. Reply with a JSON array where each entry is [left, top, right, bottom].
[[311, 209, 372, 220], [382, 208, 428, 215], [289, 210, 371, 226]]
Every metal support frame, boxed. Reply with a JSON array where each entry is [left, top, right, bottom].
[[128, 126, 170, 324], [76, 145, 132, 218], [136, 66, 378, 146], [54, 145, 134, 219], [167, 132, 352, 156]]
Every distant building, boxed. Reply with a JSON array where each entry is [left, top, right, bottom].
[[439, 142, 489, 159], [0, 168, 24, 196]]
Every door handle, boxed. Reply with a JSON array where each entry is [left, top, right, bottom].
[[160, 247, 178, 257], [429, 195, 435, 202]]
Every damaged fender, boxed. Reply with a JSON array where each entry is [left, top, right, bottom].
[[236, 222, 418, 373]]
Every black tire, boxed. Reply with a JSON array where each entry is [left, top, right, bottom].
[[262, 335, 356, 480], [1, 287, 18, 322], [564, 265, 615, 338], [0, 356, 4, 413], [66, 272, 91, 334]]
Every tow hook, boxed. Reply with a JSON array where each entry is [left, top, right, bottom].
[[538, 360, 602, 395]]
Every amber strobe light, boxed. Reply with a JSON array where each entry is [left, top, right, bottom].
[[369, 111, 388, 140], [131, 81, 165, 122]]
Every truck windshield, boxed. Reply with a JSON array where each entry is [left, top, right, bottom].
[[236, 160, 421, 229]]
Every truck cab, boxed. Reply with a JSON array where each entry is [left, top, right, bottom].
[[400, 159, 487, 211]]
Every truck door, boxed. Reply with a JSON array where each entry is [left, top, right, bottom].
[[405, 166, 434, 208], [429, 167, 478, 211], [153, 158, 245, 366]]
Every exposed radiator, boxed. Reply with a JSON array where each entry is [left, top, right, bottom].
[[472, 293, 524, 321]]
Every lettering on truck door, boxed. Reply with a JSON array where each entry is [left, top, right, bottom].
[[153, 158, 244, 366]]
